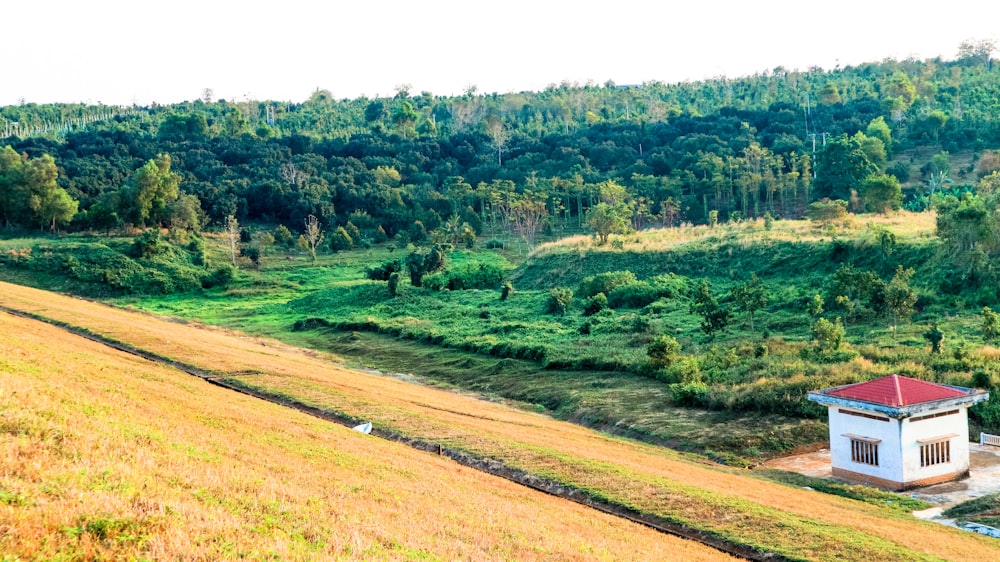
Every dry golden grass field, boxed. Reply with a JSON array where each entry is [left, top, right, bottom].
[[532, 210, 937, 256], [0, 303, 730, 560], [2, 280, 998, 560]]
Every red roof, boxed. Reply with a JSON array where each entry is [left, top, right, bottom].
[[825, 375, 967, 407]]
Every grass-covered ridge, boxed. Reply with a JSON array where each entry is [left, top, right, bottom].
[[2, 281, 997, 561], [518, 212, 939, 288], [0, 231, 234, 296]]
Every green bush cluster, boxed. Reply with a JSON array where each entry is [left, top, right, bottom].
[[422, 262, 504, 291], [578, 270, 637, 299], [607, 274, 689, 308], [326, 318, 549, 362], [546, 288, 574, 315], [366, 259, 403, 281], [583, 293, 608, 316], [575, 270, 689, 313], [0, 237, 225, 296]]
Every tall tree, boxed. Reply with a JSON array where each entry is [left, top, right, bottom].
[[392, 101, 418, 139], [586, 202, 629, 244], [886, 265, 917, 339], [0, 146, 27, 227], [126, 154, 181, 228], [690, 281, 729, 338], [957, 38, 996, 68], [0, 147, 78, 231], [865, 117, 893, 158], [31, 184, 78, 232], [731, 273, 768, 332], [860, 174, 902, 214], [814, 135, 878, 201], [303, 214, 324, 264], [225, 215, 240, 266], [484, 115, 509, 166]]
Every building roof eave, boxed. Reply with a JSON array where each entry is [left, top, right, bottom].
[[807, 390, 989, 419]]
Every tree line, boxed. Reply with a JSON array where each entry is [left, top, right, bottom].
[[0, 43, 998, 245]]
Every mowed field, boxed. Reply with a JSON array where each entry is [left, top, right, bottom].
[[1, 281, 999, 560], [0, 305, 728, 560]]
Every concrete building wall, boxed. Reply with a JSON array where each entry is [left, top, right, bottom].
[[899, 407, 970, 484], [827, 406, 901, 482]]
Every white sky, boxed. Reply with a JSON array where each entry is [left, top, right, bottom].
[[4, 0, 999, 107]]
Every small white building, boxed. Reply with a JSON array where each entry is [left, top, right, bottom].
[[808, 374, 988, 490]]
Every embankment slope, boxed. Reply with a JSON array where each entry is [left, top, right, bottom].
[[0, 307, 724, 560], [1, 281, 997, 561]]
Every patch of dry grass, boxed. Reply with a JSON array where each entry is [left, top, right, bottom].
[[531, 211, 937, 257], [0, 310, 729, 560]]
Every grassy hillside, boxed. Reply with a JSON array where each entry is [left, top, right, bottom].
[[517, 212, 939, 288], [2, 281, 998, 561], [0, 306, 729, 560], [5, 211, 999, 459]]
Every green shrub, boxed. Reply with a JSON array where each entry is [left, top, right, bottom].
[[972, 370, 995, 390], [329, 226, 353, 252], [971, 401, 1000, 432], [500, 281, 514, 301], [546, 288, 574, 315], [982, 307, 1000, 341], [798, 346, 859, 364], [579, 270, 637, 298], [806, 199, 848, 224], [388, 272, 401, 296], [445, 263, 503, 290], [292, 317, 333, 331], [583, 292, 608, 316], [421, 263, 504, 291], [242, 245, 261, 267], [422, 272, 448, 291], [187, 236, 207, 265], [669, 382, 709, 406], [811, 317, 845, 350], [2, 238, 211, 296], [366, 259, 403, 281], [203, 265, 236, 288], [607, 274, 688, 308], [647, 335, 681, 369], [344, 221, 362, 243], [131, 230, 166, 258]]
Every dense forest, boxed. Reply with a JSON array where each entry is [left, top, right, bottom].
[[2, 40, 1000, 243]]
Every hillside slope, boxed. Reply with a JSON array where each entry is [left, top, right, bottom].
[[2, 281, 999, 560], [0, 308, 725, 560]]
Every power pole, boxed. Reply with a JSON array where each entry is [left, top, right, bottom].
[[803, 93, 811, 136]]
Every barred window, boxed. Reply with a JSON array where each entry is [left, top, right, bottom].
[[920, 440, 951, 467], [850, 438, 879, 466]]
